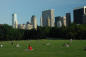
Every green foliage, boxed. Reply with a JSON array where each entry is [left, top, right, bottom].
[[0, 24, 86, 40], [0, 24, 24, 41]]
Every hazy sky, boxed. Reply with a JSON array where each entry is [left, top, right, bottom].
[[0, 0, 85, 25]]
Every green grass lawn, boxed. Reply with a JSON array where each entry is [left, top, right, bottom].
[[0, 40, 86, 57]]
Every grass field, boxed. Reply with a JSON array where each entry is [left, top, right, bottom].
[[0, 40, 86, 57]]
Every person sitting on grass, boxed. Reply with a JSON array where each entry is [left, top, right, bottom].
[[63, 43, 70, 47], [28, 44, 32, 51], [16, 44, 20, 48], [0, 44, 3, 48]]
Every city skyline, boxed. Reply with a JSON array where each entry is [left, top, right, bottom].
[[0, 0, 85, 25]]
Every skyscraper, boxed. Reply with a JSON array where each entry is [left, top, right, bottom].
[[31, 15, 37, 29], [55, 16, 66, 27], [12, 13, 18, 28], [40, 16, 43, 27], [55, 16, 62, 27], [73, 6, 86, 24], [66, 13, 71, 26], [62, 16, 66, 27], [42, 9, 55, 27]]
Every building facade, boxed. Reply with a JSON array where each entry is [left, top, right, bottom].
[[55, 16, 66, 27], [62, 16, 66, 27], [40, 16, 43, 27], [18, 24, 25, 29], [42, 9, 55, 27], [66, 13, 71, 26], [25, 22, 33, 30], [31, 15, 37, 29], [73, 6, 86, 24], [55, 16, 62, 27], [47, 17, 50, 27], [83, 14, 86, 24], [25, 24, 33, 30]]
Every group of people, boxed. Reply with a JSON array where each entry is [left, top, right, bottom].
[[11, 41, 33, 50], [0, 39, 73, 51], [0, 41, 33, 51], [16, 43, 33, 51]]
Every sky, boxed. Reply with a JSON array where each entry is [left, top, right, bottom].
[[0, 0, 85, 25]]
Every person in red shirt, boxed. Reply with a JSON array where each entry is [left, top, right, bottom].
[[28, 44, 32, 51]]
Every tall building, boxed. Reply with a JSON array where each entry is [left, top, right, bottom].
[[12, 13, 18, 28], [55, 16, 62, 27], [55, 16, 66, 27], [40, 16, 43, 27], [42, 9, 55, 27], [31, 15, 37, 29], [73, 6, 86, 24], [66, 13, 71, 26], [62, 16, 66, 27]]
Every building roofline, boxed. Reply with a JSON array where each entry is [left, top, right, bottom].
[[74, 6, 86, 10], [42, 9, 54, 12]]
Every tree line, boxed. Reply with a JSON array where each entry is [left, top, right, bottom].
[[0, 24, 86, 41]]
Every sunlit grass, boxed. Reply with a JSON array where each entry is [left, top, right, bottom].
[[0, 40, 86, 57]]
